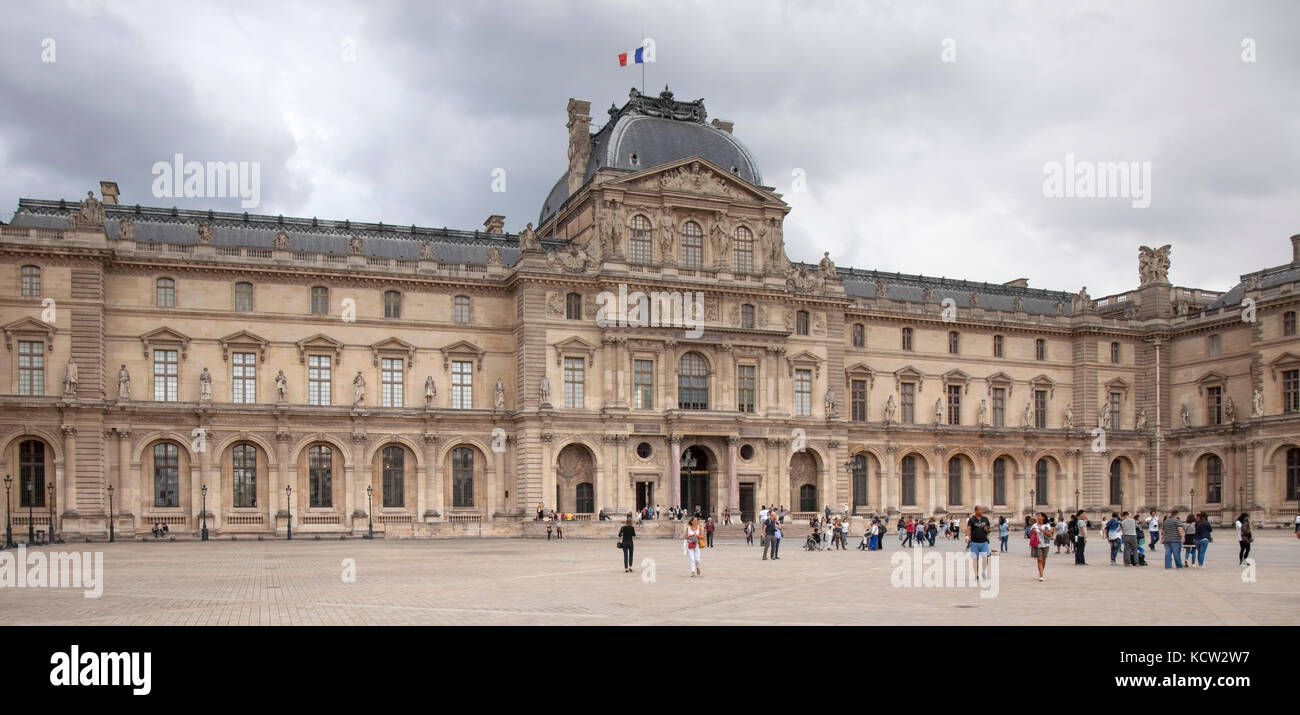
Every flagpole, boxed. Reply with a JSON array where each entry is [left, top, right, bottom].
[[641, 30, 645, 93]]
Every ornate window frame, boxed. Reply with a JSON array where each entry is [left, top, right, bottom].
[[2, 317, 55, 354], [140, 326, 191, 361], [220, 329, 269, 363]]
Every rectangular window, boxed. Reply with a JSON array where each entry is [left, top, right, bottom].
[[1111, 342, 1121, 364], [794, 368, 812, 416], [381, 358, 404, 407], [232, 352, 256, 403], [234, 283, 253, 312], [901, 382, 915, 424], [734, 233, 753, 272], [993, 335, 1003, 358], [1208, 334, 1221, 357], [850, 379, 867, 422], [1285, 312, 1297, 337], [901, 328, 913, 352], [633, 359, 654, 409], [1109, 391, 1122, 430], [311, 287, 328, 315], [947, 384, 961, 425], [737, 364, 756, 413], [1035, 339, 1046, 361], [308, 355, 332, 406], [17, 341, 44, 396], [1034, 389, 1047, 429], [21, 266, 41, 297], [948, 331, 959, 355], [153, 349, 178, 402], [1283, 369, 1299, 414], [992, 387, 1005, 427], [453, 296, 470, 324], [563, 357, 584, 408], [1206, 386, 1222, 425], [451, 360, 473, 409]]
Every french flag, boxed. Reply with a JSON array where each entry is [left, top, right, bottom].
[[618, 46, 647, 66]]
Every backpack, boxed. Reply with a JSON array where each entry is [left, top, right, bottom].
[[1029, 526, 1041, 547], [1067, 519, 1079, 538]]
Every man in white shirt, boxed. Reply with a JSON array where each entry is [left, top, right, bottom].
[[1147, 511, 1161, 546], [759, 506, 769, 525]]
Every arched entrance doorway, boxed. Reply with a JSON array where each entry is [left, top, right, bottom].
[[556, 443, 596, 514], [679, 447, 711, 517]]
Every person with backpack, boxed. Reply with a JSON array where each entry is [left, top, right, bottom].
[[1120, 511, 1139, 566], [1192, 511, 1212, 568], [744, 520, 755, 546], [1105, 512, 1122, 565], [1072, 510, 1090, 565], [1029, 512, 1054, 581], [966, 505, 993, 581], [997, 516, 1010, 552], [1236, 513, 1253, 565]]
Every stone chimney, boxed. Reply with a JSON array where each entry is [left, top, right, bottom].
[[566, 99, 592, 196], [483, 215, 505, 234], [1291, 234, 1300, 264], [710, 118, 734, 134], [100, 180, 120, 205]]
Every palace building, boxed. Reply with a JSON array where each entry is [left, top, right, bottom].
[[2, 86, 1298, 539]]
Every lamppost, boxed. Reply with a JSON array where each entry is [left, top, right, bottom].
[[1074, 489, 1080, 513], [1029, 488, 1036, 512], [48, 480, 56, 544], [3, 475, 14, 549], [27, 479, 35, 544], [200, 484, 209, 541], [680, 449, 697, 516], [106, 484, 115, 543], [1238, 486, 1244, 513], [284, 485, 293, 540], [1189, 487, 1196, 514], [365, 485, 374, 539]]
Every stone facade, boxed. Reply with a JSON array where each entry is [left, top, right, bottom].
[[1, 91, 1298, 541]]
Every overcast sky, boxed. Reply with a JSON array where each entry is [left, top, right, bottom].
[[2, 0, 1297, 296]]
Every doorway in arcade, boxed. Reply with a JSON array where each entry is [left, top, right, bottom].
[[679, 447, 711, 518]]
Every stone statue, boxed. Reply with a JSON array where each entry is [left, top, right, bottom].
[[539, 376, 552, 406], [273, 230, 290, 251], [69, 191, 105, 231], [1023, 402, 1033, 428], [1252, 389, 1263, 418], [968, 291, 980, 309], [1225, 396, 1236, 423], [199, 367, 212, 401], [63, 360, 78, 395], [518, 223, 540, 252], [118, 219, 134, 241], [1180, 404, 1191, 429], [494, 378, 506, 410], [1138, 245, 1171, 285], [424, 376, 436, 408], [420, 240, 436, 260], [117, 364, 131, 401], [352, 371, 366, 405], [1064, 403, 1074, 429], [197, 221, 213, 245], [658, 214, 676, 258], [1136, 408, 1147, 430], [874, 281, 888, 298], [1072, 286, 1092, 313], [486, 246, 502, 266], [934, 398, 944, 425], [818, 252, 837, 279], [884, 394, 897, 424], [1099, 401, 1111, 429], [977, 398, 987, 426], [275, 370, 288, 402], [824, 388, 835, 414], [710, 216, 729, 266], [348, 235, 364, 255]]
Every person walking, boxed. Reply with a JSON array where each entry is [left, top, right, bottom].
[[546, 517, 554, 540], [618, 516, 637, 573], [1161, 509, 1187, 569], [966, 505, 993, 581], [772, 518, 783, 559], [1105, 512, 1122, 565], [684, 516, 704, 577], [821, 518, 833, 552], [903, 517, 915, 548], [705, 517, 716, 548], [762, 516, 778, 560], [1029, 512, 1054, 582], [722, 507, 731, 526], [997, 516, 1009, 552], [1147, 510, 1161, 547], [744, 520, 755, 545], [1120, 511, 1139, 566], [1073, 510, 1090, 565], [1192, 511, 1212, 568], [927, 518, 938, 547], [1236, 513, 1252, 565], [1182, 513, 1197, 565], [1054, 516, 1071, 554]]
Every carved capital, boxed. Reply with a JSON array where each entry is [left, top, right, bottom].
[[726, 435, 740, 445], [60, 425, 77, 437], [540, 433, 554, 443], [350, 431, 368, 443], [827, 440, 840, 449], [422, 433, 441, 445], [668, 433, 683, 444]]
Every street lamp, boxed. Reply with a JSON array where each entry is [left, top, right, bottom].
[[200, 484, 209, 541], [3, 475, 14, 549], [365, 485, 374, 539], [106, 484, 115, 543], [1029, 488, 1036, 511], [680, 449, 697, 516], [48, 480, 56, 544], [27, 479, 35, 544], [1189, 487, 1196, 514], [284, 485, 293, 540], [1074, 489, 1080, 512]]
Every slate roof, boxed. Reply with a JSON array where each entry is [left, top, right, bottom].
[[1205, 263, 1300, 310], [836, 266, 1077, 317]]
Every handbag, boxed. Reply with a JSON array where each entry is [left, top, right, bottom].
[[616, 540, 624, 549]]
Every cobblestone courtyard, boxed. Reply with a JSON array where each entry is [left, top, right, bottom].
[[3, 533, 1297, 626]]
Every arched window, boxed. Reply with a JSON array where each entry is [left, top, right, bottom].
[[453, 295, 470, 324], [1035, 338, 1047, 361], [799, 484, 817, 512], [947, 457, 963, 505], [628, 215, 652, 264], [993, 457, 1006, 505], [565, 293, 582, 320], [902, 327, 913, 351], [852, 454, 868, 509], [733, 226, 753, 272], [680, 221, 702, 268], [993, 334, 1004, 358], [233, 444, 257, 508], [311, 286, 329, 315], [452, 447, 474, 508], [153, 443, 179, 507], [382, 445, 404, 508], [796, 310, 809, 336], [852, 323, 865, 348], [18, 440, 45, 508], [156, 277, 176, 308], [576, 482, 594, 514], [20, 265, 41, 297], [1109, 459, 1123, 505], [741, 304, 755, 330], [1111, 341, 1121, 364], [677, 352, 709, 410], [1035, 459, 1049, 505], [901, 456, 917, 505], [384, 290, 401, 318], [234, 282, 254, 311], [1287, 448, 1300, 502], [1206, 455, 1223, 504], [948, 331, 960, 354], [309, 445, 332, 508]]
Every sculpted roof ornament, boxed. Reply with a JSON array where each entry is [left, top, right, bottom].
[[197, 221, 213, 245], [623, 85, 707, 123], [68, 190, 105, 231], [786, 265, 825, 294], [1138, 244, 1171, 285], [348, 235, 364, 255], [273, 230, 290, 251]]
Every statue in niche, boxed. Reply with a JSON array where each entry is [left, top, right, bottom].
[[884, 394, 896, 424], [495, 378, 506, 410], [424, 376, 437, 408], [276, 370, 288, 402], [117, 364, 132, 401], [63, 360, 78, 395], [353, 371, 366, 405], [199, 367, 212, 401]]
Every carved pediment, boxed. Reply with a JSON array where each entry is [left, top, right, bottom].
[[1268, 351, 1300, 381], [1104, 377, 1130, 392], [894, 365, 924, 393], [986, 371, 1014, 396], [296, 333, 344, 364], [440, 339, 484, 372], [371, 337, 416, 367], [140, 326, 191, 360], [786, 349, 824, 378], [1195, 371, 1228, 394], [553, 336, 599, 367], [613, 156, 778, 203], [1029, 374, 1056, 399], [942, 369, 972, 394], [845, 362, 875, 389], [219, 329, 269, 362], [2, 317, 55, 352]]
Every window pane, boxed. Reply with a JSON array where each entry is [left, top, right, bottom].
[[677, 353, 708, 410], [153, 349, 178, 402], [309, 445, 332, 507], [382, 357, 404, 407], [311, 287, 328, 315], [156, 278, 175, 307], [452, 447, 474, 507], [850, 379, 867, 422], [154, 443, 179, 507], [232, 352, 256, 403], [18, 341, 45, 396], [629, 215, 652, 264], [19, 440, 46, 508], [737, 364, 755, 413], [385, 291, 401, 318], [947, 384, 961, 425], [564, 357, 584, 408], [382, 446, 404, 508], [21, 266, 42, 297], [733, 226, 753, 272], [235, 282, 253, 311], [308, 355, 332, 405], [233, 444, 257, 507], [794, 369, 811, 415], [454, 296, 470, 324], [633, 359, 654, 409], [451, 361, 473, 409], [901, 383, 914, 423], [681, 222, 702, 268]]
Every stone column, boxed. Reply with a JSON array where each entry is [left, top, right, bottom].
[[614, 338, 627, 406], [189, 448, 203, 533], [669, 434, 682, 509], [198, 432, 215, 530], [602, 337, 615, 408], [273, 431, 289, 533], [117, 429, 133, 529], [726, 436, 740, 517], [776, 438, 791, 513], [540, 433, 556, 511], [490, 440, 504, 518], [60, 425, 77, 519], [883, 447, 898, 514], [614, 436, 628, 514], [423, 434, 441, 520]]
